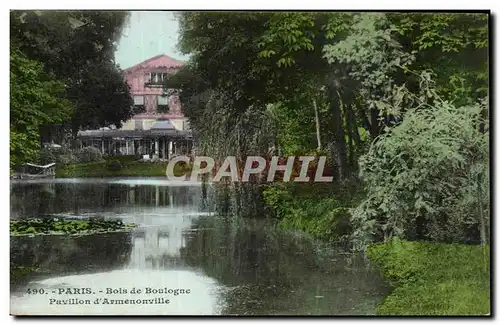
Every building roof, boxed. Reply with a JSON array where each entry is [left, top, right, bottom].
[[77, 129, 192, 139], [132, 113, 185, 119], [124, 54, 184, 74]]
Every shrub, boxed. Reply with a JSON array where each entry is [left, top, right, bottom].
[[107, 160, 122, 171], [40, 147, 79, 165], [39, 149, 57, 164], [58, 152, 77, 164], [76, 146, 103, 163], [352, 97, 489, 247], [263, 183, 353, 242]]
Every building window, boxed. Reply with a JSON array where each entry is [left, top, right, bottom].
[[133, 95, 145, 112], [134, 95, 144, 105], [157, 95, 169, 113], [147, 72, 168, 86]]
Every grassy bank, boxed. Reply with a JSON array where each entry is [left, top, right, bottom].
[[56, 156, 191, 178], [264, 184, 490, 315], [367, 238, 490, 316], [262, 183, 360, 243]]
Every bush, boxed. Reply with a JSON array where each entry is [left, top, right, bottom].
[[58, 152, 78, 164], [39, 149, 57, 164], [263, 183, 353, 242], [352, 97, 489, 246], [40, 147, 78, 165], [106, 160, 122, 171], [76, 146, 103, 163], [367, 238, 490, 315]]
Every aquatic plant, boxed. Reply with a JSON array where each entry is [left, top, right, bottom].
[[10, 217, 136, 236]]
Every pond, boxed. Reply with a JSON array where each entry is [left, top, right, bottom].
[[10, 178, 388, 316]]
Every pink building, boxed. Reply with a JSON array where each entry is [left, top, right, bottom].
[[122, 54, 190, 132], [124, 54, 184, 118], [78, 54, 193, 159]]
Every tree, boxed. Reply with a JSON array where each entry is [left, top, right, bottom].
[[171, 11, 490, 246], [67, 59, 134, 137], [10, 10, 134, 137], [10, 47, 74, 168], [387, 12, 489, 105], [174, 12, 356, 180], [323, 13, 415, 136], [173, 11, 488, 175]]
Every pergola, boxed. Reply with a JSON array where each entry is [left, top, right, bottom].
[[77, 127, 193, 159]]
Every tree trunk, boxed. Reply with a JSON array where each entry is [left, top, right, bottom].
[[70, 124, 80, 150], [345, 106, 355, 168], [328, 90, 349, 181], [350, 108, 362, 147], [477, 171, 488, 272], [313, 98, 322, 151], [361, 111, 372, 135], [369, 108, 380, 138]]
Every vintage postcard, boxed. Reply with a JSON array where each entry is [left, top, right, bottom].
[[10, 10, 491, 316]]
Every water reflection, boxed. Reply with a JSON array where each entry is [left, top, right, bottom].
[[182, 216, 388, 315], [10, 180, 221, 315], [10, 180, 387, 316], [11, 232, 133, 289], [10, 180, 204, 218]]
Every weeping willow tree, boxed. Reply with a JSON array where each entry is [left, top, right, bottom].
[[195, 92, 277, 218], [169, 12, 289, 219], [165, 61, 278, 218]]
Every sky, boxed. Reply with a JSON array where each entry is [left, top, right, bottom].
[[114, 11, 189, 69]]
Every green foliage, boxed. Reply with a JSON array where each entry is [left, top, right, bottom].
[[106, 160, 122, 171], [10, 217, 136, 236], [263, 183, 354, 242], [267, 102, 320, 155], [10, 265, 38, 279], [39, 148, 57, 164], [39, 147, 78, 165], [75, 146, 103, 163], [67, 59, 134, 132], [175, 12, 488, 183], [323, 13, 415, 122], [10, 10, 133, 167], [387, 13, 488, 105], [352, 78, 489, 246], [174, 12, 358, 181], [261, 184, 294, 216], [280, 203, 351, 242], [11, 10, 134, 135], [166, 12, 490, 317], [10, 47, 74, 168], [175, 10, 490, 251], [367, 238, 490, 315], [257, 12, 317, 66]]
